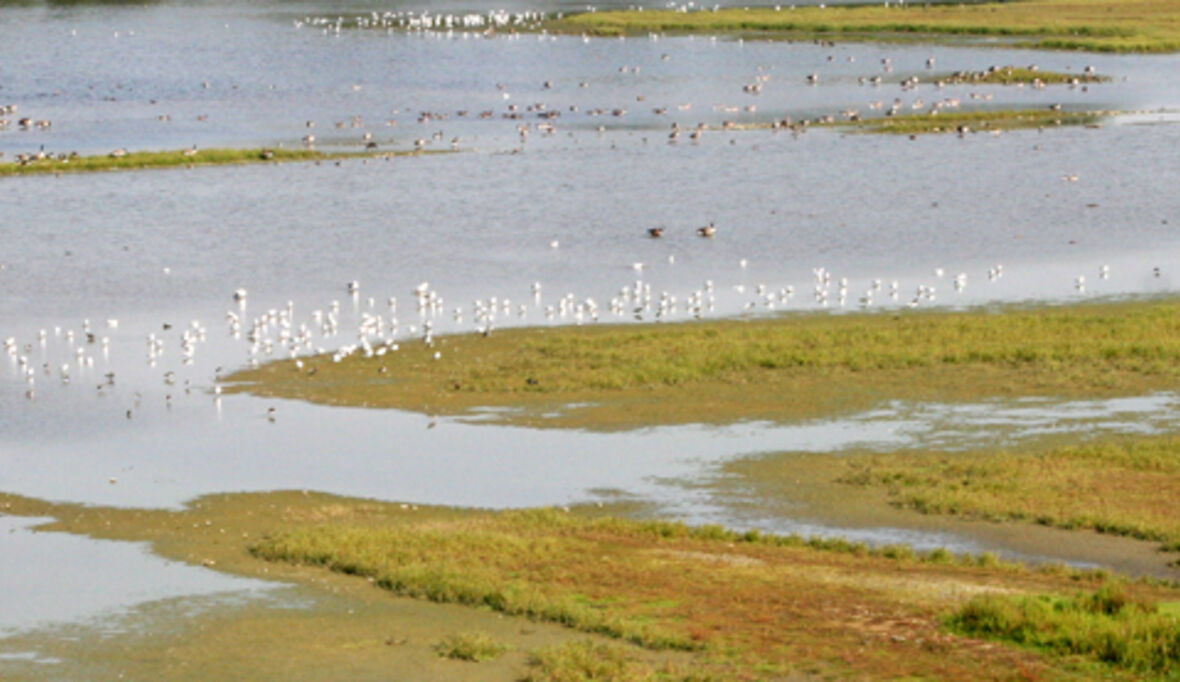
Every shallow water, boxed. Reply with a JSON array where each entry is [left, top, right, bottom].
[[2, 0, 1180, 642], [0, 516, 273, 639]]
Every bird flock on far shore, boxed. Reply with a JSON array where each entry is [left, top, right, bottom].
[[4, 244, 1146, 434], [0, 5, 1111, 166]]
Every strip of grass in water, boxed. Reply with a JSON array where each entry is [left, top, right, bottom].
[[0, 147, 420, 177], [2, 490, 1175, 680], [543, 0, 1180, 53], [939, 66, 1109, 85], [838, 434, 1180, 552], [947, 584, 1180, 675], [833, 108, 1107, 135], [725, 107, 1110, 135], [228, 298, 1180, 429]]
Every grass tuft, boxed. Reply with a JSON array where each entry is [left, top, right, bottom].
[[522, 640, 716, 682], [522, 640, 654, 682], [434, 631, 508, 661], [947, 584, 1180, 673]]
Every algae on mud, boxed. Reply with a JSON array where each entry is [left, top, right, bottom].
[[3, 490, 1177, 680], [543, 0, 1180, 53], [228, 298, 1180, 429]]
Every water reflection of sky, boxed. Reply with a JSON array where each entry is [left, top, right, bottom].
[[6, 390, 1179, 512], [3, 0, 1180, 644], [0, 516, 273, 639]]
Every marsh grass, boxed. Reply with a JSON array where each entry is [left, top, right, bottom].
[[716, 107, 1110, 135], [523, 640, 649, 682], [938, 66, 1109, 85], [229, 298, 1180, 429], [840, 434, 1180, 550], [0, 147, 417, 177], [251, 513, 705, 652], [247, 505, 1176, 678], [435, 632, 509, 661], [5, 489, 1179, 679], [543, 0, 1180, 53], [948, 584, 1180, 674], [523, 640, 712, 682], [834, 108, 1106, 134]]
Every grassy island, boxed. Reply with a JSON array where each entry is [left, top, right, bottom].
[[839, 434, 1180, 552], [937, 66, 1110, 85], [0, 147, 430, 178], [833, 108, 1108, 134], [228, 298, 1180, 429], [542, 0, 1180, 53], [710, 108, 1112, 135]]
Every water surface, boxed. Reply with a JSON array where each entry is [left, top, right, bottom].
[[3, 0, 1180, 644]]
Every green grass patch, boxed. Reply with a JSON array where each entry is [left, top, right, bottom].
[[523, 640, 710, 682], [523, 640, 647, 682], [250, 512, 706, 652], [543, 0, 1180, 53], [229, 298, 1180, 429], [5, 489, 1179, 680], [938, 66, 1109, 85], [947, 584, 1180, 674], [839, 434, 1180, 550], [435, 631, 509, 661], [245, 505, 1167, 678], [832, 108, 1108, 135], [715, 106, 1111, 135], [0, 147, 425, 177]]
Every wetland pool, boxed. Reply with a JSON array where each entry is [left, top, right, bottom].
[[2, 0, 1180, 650]]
